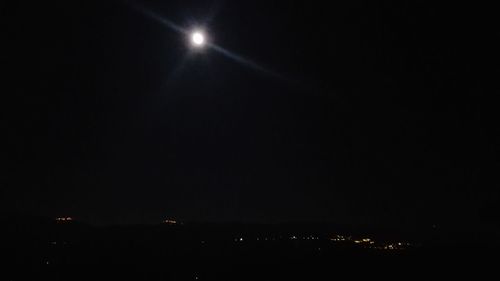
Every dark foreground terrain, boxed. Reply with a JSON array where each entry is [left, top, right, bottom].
[[2, 216, 498, 280]]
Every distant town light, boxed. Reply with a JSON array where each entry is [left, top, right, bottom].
[[163, 219, 177, 225]]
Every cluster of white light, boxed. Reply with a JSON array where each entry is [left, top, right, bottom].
[[191, 31, 205, 47]]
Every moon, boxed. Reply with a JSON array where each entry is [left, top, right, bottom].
[[191, 31, 205, 47]]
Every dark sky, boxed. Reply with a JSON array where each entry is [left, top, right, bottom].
[[2, 0, 499, 226]]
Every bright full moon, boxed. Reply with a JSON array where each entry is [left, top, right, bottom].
[[191, 32, 205, 46]]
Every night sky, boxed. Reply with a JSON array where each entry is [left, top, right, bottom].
[[2, 1, 499, 226]]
